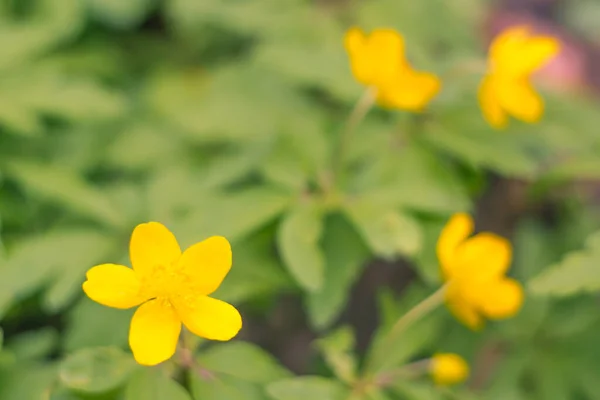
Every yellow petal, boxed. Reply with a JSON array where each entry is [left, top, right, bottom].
[[436, 213, 474, 280], [489, 26, 531, 73], [82, 264, 147, 309], [130, 222, 181, 278], [497, 80, 544, 123], [490, 26, 560, 78], [478, 278, 524, 319], [513, 36, 560, 77], [344, 27, 406, 87], [177, 236, 232, 296], [431, 353, 470, 386], [173, 296, 242, 341], [478, 76, 508, 129], [129, 299, 181, 366], [377, 70, 441, 111], [454, 232, 512, 280], [445, 282, 483, 331]]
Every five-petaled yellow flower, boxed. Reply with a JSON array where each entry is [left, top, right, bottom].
[[82, 222, 242, 366], [430, 353, 469, 386], [437, 213, 524, 330], [344, 27, 441, 112], [479, 26, 561, 128]]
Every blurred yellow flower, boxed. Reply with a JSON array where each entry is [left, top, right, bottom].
[[344, 27, 441, 112], [479, 26, 561, 128], [437, 213, 524, 330], [83, 222, 241, 366], [430, 353, 469, 385]]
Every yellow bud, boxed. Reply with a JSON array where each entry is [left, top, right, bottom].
[[430, 353, 469, 385]]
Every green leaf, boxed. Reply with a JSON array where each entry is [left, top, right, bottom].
[[191, 374, 264, 400], [173, 187, 292, 248], [345, 199, 422, 259], [0, 363, 57, 400], [391, 382, 443, 400], [421, 117, 539, 178], [198, 341, 291, 384], [314, 326, 357, 384], [63, 298, 134, 352], [412, 219, 445, 285], [353, 145, 470, 214], [214, 231, 294, 304], [6, 327, 58, 360], [5, 161, 123, 227], [87, 0, 156, 29], [306, 214, 369, 329], [529, 231, 600, 297], [125, 368, 191, 400], [43, 232, 116, 312], [107, 122, 183, 172], [267, 377, 349, 400], [367, 286, 444, 372], [0, 230, 115, 316], [59, 347, 136, 394], [277, 203, 325, 291]]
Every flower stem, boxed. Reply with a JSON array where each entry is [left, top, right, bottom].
[[364, 284, 448, 374], [373, 359, 432, 387], [333, 86, 377, 185]]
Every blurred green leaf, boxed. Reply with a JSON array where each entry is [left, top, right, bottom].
[[413, 219, 445, 285], [6, 327, 58, 360], [63, 298, 134, 352], [421, 116, 540, 178], [267, 376, 349, 400], [345, 199, 422, 259], [353, 145, 470, 214], [314, 326, 357, 384], [146, 64, 310, 143], [125, 368, 191, 400], [0, 0, 84, 71], [277, 202, 325, 291], [529, 230, 600, 297], [0, 362, 57, 400], [215, 231, 294, 304], [191, 374, 265, 400], [5, 161, 123, 227], [87, 0, 156, 29], [306, 214, 369, 329], [199, 341, 291, 384], [174, 187, 292, 247], [391, 382, 443, 400], [107, 122, 183, 172], [59, 347, 136, 394], [354, 0, 482, 56], [0, 230, 115, 316], [367, 286, 444, 372]]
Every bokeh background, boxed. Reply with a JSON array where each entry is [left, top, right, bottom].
[[1, 0, 600, 399]]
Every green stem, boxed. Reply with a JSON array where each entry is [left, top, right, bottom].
[[373, 359, 432, 387], [333, 86, 377, 184], [364, 284, 448, 374]]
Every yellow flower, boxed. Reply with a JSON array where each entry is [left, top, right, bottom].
[[479, 26, 561, 128], [436, 213, 524, 330], [430, 353, 469, 385], [82, 222, 242, 366], [344, 27, 441, 112]]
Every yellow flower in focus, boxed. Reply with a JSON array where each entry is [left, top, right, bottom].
[[437, 213, 524, 330], [82, 222, 242, 366], [344, 27, 441, 112], [479, 26, 561, 128], [430, 353, 469, 385]]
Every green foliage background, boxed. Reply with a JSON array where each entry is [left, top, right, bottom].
[[1, 0, 600, 399]]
